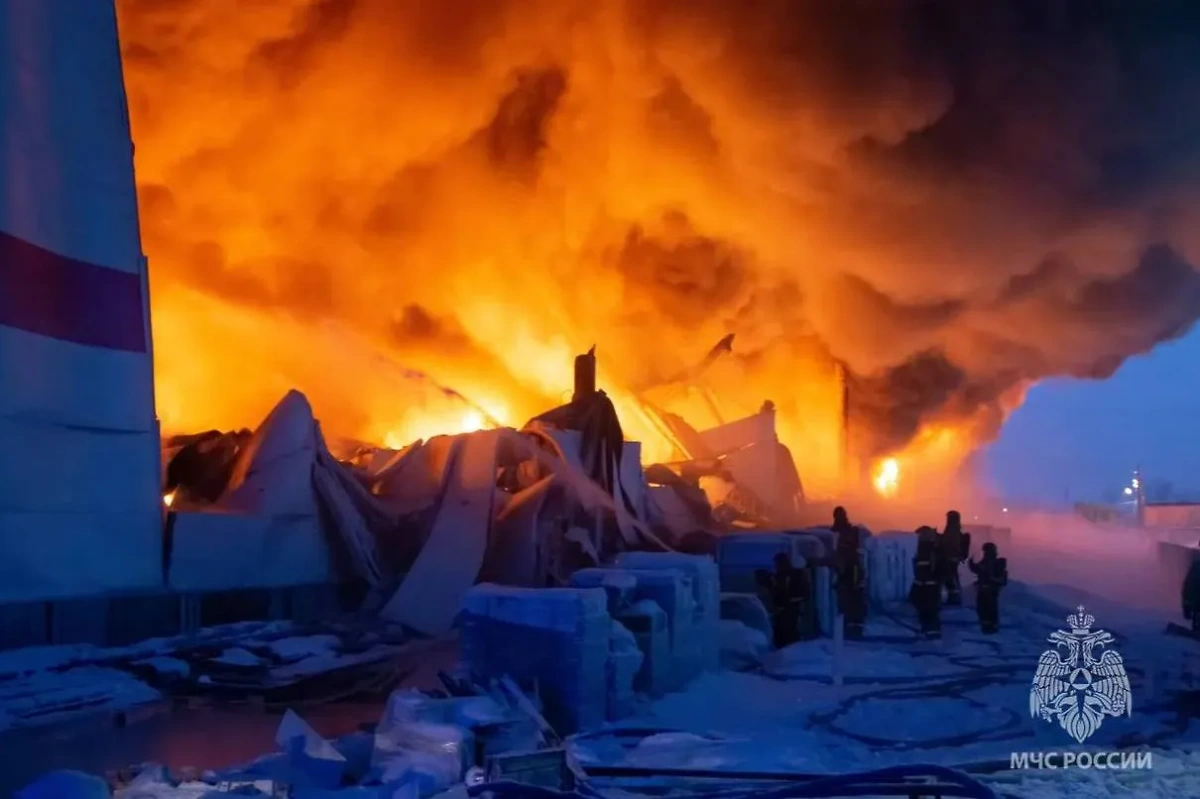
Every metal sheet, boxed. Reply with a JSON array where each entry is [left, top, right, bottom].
[[380, 429, 501, 634]]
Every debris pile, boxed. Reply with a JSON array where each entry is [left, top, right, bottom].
[[159, 344, 811, 632], [162, 385, 668, 629], [158, 344, 918, 650], [641, 401, 807, 532], [49, 674, 577, 798]]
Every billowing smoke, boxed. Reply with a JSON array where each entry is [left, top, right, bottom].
[[118, 0, 1200, 467]]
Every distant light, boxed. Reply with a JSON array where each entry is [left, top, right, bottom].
[[1002, 507, 1009, 513], [162, 491, 176, 508], [1132, 478, 1140, 489], [1124, 487, 1134, 496]]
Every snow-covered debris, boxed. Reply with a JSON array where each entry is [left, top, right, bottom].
[[211, 648, 261, 668], [116, 775, 280, 798], [381, 690, 507, 731], [17, 770, 110, 799], [0, 645, 101, 676], [0, 666, 159, 732], [111, 765, 217, 799], [275, 709, 348, 789], [371, 719, 469, 798], [719, 593, 772, 643], [568, 568, 639, 614], [267, 635, 340, 662], [719, 620, 770, 671]]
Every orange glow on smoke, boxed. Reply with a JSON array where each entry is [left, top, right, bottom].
[[115, 1, 1024, 494], [870, 423, 975, 503]]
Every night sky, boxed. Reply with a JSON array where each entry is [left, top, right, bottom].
[[985, 324, 1200, 505]]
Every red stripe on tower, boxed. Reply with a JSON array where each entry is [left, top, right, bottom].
[[0, 230, 146, 352]]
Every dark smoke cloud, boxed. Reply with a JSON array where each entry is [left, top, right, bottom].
[[119, 0, 1200, 459]]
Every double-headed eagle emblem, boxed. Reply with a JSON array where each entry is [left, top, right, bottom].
[[1030, 605, 1132, 743]]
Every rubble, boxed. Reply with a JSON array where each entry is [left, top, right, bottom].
[[162, 369, 680, 638], [275, 709, 350, 789], [157, 342, 881, 656], [139, 346, 942, 775], [638, 401, 806, 530], [378, 429, 501, 634]]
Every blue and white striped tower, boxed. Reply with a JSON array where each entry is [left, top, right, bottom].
[[0, 0, 161, 601]]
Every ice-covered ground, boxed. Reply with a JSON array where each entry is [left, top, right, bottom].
[[572, 582, 1200, 796], [12, 580, 1200, 797]]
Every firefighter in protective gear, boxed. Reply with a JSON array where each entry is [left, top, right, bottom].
[[832, 506, 866, 639], [910, 527, 942, 639], [756, 552, 812, 648], [1182, 543, 1200, 632], [968, 542, 1007, 634], [939, 510, 970, 606]]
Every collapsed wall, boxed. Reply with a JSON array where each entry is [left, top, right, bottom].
[[160, 375, 915, 646], [161, 387, 677, 635]]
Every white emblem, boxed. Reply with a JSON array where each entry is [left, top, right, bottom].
[[1030, 605, 1132, 743]]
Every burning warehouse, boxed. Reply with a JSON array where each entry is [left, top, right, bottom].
[[9, 1, 1200, 794], [3, 0, 1200, 639]]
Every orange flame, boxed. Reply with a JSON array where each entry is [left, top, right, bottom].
[[873, 457, 900, 497], [114, 2, 1005, 497]]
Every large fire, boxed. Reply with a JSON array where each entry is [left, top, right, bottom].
[[116, 2, 1200, 503]]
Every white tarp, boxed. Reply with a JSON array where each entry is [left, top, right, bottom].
[[379, 430, 502, 634], [0, 0, 161, 602], [167, 391, 385, 592]]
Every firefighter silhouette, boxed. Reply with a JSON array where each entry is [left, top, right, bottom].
[[756, 552, 812, 648], [939, 510, 970, 606], [910, 526, 942, 639], [968, 541, 1007, 634], [1183, 542, 1200, 632], [832, 506, 866, 639]]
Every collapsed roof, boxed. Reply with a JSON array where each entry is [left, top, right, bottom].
[[162, 349, 809, 635]]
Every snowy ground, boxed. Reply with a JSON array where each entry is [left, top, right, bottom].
[[573, 582, 1200, 796], [11, 583, 1200, 797]]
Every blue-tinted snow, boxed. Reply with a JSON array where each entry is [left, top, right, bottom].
[[11, 562, 1200, 796], [572, 584, 1200, 796]]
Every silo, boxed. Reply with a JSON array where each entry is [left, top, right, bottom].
[[0, 0, 161, 602]]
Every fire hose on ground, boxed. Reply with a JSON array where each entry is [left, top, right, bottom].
[[761, 601, 1193, 752], [469, 762, 1006, 799]]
